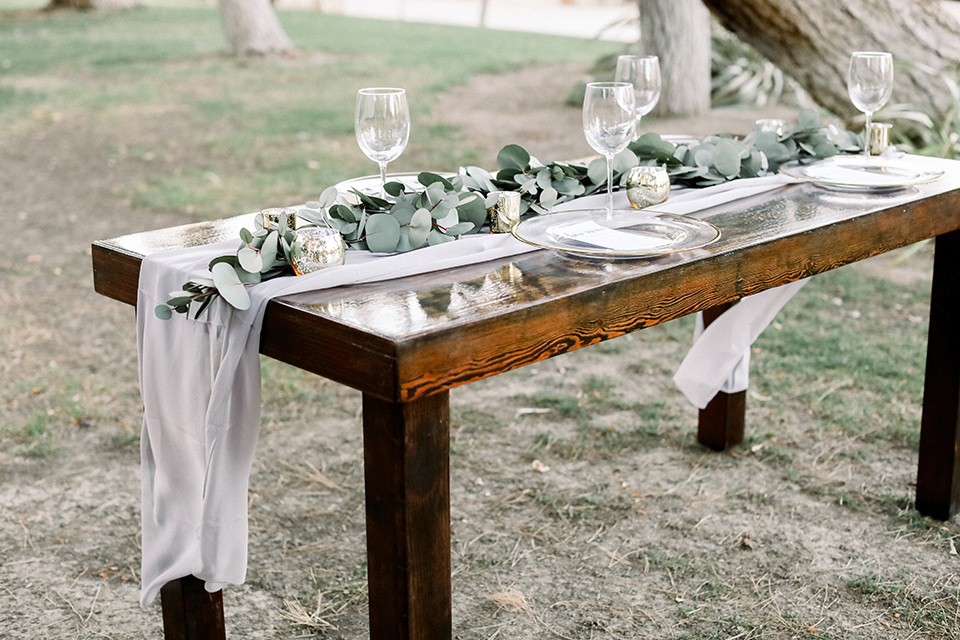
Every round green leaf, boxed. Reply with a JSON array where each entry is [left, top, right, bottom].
[[211, 262, 251, 311], [497, 144, 531, 171], [712, 140, 742, 178], [154, 304, 173, 320], [587, 158, 607, 185], [238, 246, 262, 273], [408, 208, 432, 248], [365, 213, 401, 253], [443, 222, 475, 237], [428, 229, 455, 246]]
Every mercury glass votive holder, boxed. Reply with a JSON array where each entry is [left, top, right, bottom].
[[625, 165, 670, 209], [869, 122, 892, 155], [488, 190, 521, 233], [290, 227, 345, 275], [259, 207, 298, 230]]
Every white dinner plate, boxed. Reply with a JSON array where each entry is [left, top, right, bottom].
[[334, 172, 456, 203], [780, 156, 944, 192], [511, 208, 720, 259]]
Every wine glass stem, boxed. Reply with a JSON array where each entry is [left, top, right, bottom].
[[863, 112, 873, 158], [605, 153, 615, 218], [378, 161, 388, 198]]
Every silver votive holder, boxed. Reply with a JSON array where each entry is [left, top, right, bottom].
[[625, 165, 670, 209], [755, 118, 785, 137], [869, 122, 892, 155], [488, 190, 521, 233], [290, 227, 345, 275], [259, 207, 298, 230]]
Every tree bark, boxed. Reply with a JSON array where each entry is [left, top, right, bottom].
[[702, 0, 960, 122], [635, 0, 712, 117], [218, 0, 296, 56]]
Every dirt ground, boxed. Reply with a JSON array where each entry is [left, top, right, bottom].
[[1, 62, 958, 640]]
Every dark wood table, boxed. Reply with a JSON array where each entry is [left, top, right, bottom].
[[92, 169, 960, 640]]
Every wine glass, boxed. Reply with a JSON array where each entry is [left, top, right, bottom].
[[355, 87, 410, 196], [614, 55, 661, 137], [847, 52, 893, 158], [583, 82, 636, 216]]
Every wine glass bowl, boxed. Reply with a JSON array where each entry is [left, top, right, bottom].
[[582, 81, 636, 215], [355, 87, 410, 196], [614, 55, 661, 130], [847, 52, 893, 158]]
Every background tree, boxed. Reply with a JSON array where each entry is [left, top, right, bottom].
[[218, 0, 296, 56], [46, 0, 134, 9], [635, 0, 712, 118], [702, 0, 960, 122]]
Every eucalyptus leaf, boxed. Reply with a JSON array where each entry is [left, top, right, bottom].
[[428, 229, 455, 245], [384, 181, 406, 197], [330, 203, 357, 223], [238, 246, 263, 273], [240, 227, 253, 244], [419, 171, 454, 190], [318, 185, 338, 208], [425, 181, 447, 206], [443, 222, 475, 236], [540, 186, 559, 209], [712, 139, 742, 178], [798, 108, 821, 130], [365, 213, 401, 253], [497, 144, 530, 171], [154, 304, 173, 320], [612, 148, 638, 173], [408, 208, 432, 248], [587, 158, 607, 185], [211, 262, 251, 311], [260, 230, 279, 272]]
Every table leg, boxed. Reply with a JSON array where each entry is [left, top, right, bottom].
[[362, 391, 452, 640], [160, 575, 226, 640], [697, 302, 747, 451], [916, 231, 960, 521]]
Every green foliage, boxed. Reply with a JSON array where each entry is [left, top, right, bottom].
[[157, 108, 866, 319]]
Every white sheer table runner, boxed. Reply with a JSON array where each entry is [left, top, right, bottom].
[[136, 174, 801, 606]]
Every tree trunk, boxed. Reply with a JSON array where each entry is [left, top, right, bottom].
[[702, 0, 960, 122], [636, 0, 712, 117], [46, 0, 135, 9], [218, 0, 296, 56]]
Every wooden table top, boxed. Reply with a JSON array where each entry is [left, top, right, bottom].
[[93, 164, 960, 403]]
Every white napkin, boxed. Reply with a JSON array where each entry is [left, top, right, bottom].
[[136, 173, 800, 606], [136, 233, 537, 606]]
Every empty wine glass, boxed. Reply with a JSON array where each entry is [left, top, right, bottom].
[[847, 52, 893, 158], [355, 87, 410, 196], [614, 55, 661, 137], [583, 82, 636, 216]]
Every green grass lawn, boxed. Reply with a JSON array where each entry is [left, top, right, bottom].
[[0, 3, 621, 215]]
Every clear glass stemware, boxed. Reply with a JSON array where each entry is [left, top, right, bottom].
[[614, 54, 661, 138], [355, 87, 410, 196], [847, 52, 893, 158], [582, 82, 636, 216]]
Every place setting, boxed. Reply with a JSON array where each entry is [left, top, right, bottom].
[[780, 52, 945, 192]]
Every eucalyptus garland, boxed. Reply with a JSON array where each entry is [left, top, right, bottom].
[[156, 108, 861, 320]]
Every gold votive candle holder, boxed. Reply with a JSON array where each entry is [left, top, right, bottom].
[[488, 191, 521, 233], [290, 227, 345, 275], [259, 207, 298, 230], [625, 165, 670, 209], [869, 122, 892, 155]]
